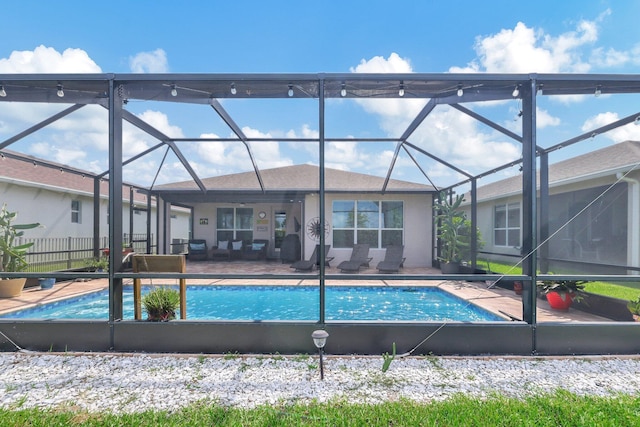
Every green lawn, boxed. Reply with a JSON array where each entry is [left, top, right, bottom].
[[1, 392, 638, 426], [479, 259, 640, 301]]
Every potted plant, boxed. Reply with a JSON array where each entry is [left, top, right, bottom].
[[433, 191, 468, 273], [142, 287, 181, 321], [86, 256, 109, 272], [627, 297, 640, 322], [537, 279, 587, 310], [0, 204, 40, 297], [38, 277, 55, 289]]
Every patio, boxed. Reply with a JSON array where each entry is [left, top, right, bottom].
[[0, 259, 609, 322]]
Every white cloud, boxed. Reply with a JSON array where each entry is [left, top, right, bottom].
[[449, 10, 619, 74], [129, 49, 169, 73], [581, 112, 640, 142], [350, 52, 413, 73], [193, 127, 293, 175], [137, 110, 184, 139], [450, 20, 599, 73], [536, 108, 561, 129], [347, 53, 521, 183], [0, 45, 101, 73]]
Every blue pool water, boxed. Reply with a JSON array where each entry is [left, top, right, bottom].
[[0, 286, 504, 322]]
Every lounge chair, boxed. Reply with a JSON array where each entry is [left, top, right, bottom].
[[376, 245, 405, 273], [337, 244, 372, 273], [290, 244, 331, 272]]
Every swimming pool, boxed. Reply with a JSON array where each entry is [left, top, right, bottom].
[[0, 285, 504, 322]]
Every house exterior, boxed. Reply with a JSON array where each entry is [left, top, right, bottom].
[[464, 140, 640, 273], [154, 164, 435, 268], [0, 151, 190, 257]]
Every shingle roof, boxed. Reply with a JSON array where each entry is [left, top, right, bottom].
[[157, 164, 433, 193], [0, 151, 144, 202], [472, 140, 640, 201]]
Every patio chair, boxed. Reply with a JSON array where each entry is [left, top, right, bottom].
[[243, 239, 269, 260], [290, 244, 331, 272], [337, 244, 372, 273], [230, 240, 244, 260], [186, 239, 208, 261], [376, 245, 405, 273], [210, 240, 232, 260]]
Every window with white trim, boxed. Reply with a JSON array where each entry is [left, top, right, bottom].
[[216, 207, 253, 243], [332, 200, 403, 248], [71, 200, 81, 224], [494, 203, 520, 247]]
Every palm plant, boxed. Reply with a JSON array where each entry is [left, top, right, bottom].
[[0, 204, 40, 275], [433, 192, 468, 264]]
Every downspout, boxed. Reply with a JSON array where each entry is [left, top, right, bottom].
[[616, 172, 640, 274]]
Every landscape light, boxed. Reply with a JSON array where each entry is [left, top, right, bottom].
[[311, 329, 329, 380]]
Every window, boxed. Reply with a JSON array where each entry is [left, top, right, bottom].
[[71, 200, 81, 224], [494, 203, 520, 247], [216, 207, 253, 243], [332, 200, 403, 248]]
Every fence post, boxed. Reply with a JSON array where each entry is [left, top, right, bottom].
[[67, 236, 72, 269]]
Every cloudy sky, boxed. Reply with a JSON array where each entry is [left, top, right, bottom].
[[1, 0, 640, 189]]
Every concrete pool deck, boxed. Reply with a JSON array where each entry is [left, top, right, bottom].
[[0, 260, 608, 322]]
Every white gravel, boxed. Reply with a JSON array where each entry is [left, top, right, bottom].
[[0, 352, 639, 414]]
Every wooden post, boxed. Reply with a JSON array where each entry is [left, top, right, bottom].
[[132, 254, 187, 320]]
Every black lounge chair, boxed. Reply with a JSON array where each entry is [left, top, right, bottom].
[[337, 244, 372, 273], [376, 245, 405, 273], [290, 244, 331, 272]]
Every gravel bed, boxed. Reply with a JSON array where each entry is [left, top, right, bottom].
[[0, 352, 639, 413]]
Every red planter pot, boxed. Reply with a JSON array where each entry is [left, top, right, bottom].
[[545, 291, 574, 310]]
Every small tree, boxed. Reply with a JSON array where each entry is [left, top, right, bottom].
[[433, 192, 467, 264]]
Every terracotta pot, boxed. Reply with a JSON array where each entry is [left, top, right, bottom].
[[0, 278, 27, 298], [633, 314, 640, 322], [546, 291, 574, 310]]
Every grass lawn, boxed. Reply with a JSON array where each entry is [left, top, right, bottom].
[[1, 392, 638, 426], [479, 259, 640, 301]]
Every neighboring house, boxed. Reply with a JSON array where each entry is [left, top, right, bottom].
[[464, 140, 640, 273], [0, 151, 190, 254], [154, 164, 435, 268]]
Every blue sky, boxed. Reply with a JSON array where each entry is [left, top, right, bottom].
[[1, 0, 640, 189]]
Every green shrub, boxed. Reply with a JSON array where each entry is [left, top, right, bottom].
[[142, 287, 180, 321]]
